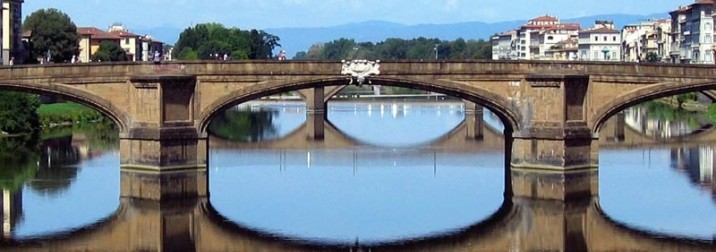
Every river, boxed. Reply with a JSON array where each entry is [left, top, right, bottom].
[[1, 99, 715, 249]]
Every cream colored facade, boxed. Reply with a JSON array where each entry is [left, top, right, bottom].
[[2, 0, 22, 65], [78, 35, 91, 63], [109, 24, 141, 61], [621, 19, 671, 62]]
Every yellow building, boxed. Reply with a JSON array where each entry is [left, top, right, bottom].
[[108, 23, 141, 61], [77, 27, 121, 62]]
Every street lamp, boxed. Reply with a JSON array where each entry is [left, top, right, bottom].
[[434, 44, 438, 60]]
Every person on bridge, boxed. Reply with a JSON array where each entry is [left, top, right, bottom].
[[153, 51, 162, 64], [278, 50, 286, 61]]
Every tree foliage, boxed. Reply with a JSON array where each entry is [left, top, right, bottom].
[[173, 23, 281, 60], [0, 91, 40, 134], [22, 8, 79, 63], [294, 37, 492, 60], [645, 52, 659, 63], [91, 41, 127, 62]]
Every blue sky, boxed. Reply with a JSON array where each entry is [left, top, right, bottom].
[[23, 0, 686, 30]]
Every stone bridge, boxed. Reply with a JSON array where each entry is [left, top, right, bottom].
[[1, 60, 716, 201]]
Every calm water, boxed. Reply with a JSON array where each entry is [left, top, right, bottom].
[[2, 100, 716, 246]]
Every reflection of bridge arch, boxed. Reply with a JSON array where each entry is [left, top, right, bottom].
[[3, 196, 714, 252], [210, 117, 506, 152], [198, 77, 520, 136], [599, 113, 716, 149], [593, 80, 716, 133]]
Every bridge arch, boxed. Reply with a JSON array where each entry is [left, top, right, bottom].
[[592, 80, 716, 133], [0, 82, 128, 133], [198, 77, 521, 135]]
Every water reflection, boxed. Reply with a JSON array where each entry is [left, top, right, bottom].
[[209, 102, 309, 142], [0, 124, 119, 239], [1, 100, 716, 251], [625, 101, 710, 138], [599, 103, 716, 239]]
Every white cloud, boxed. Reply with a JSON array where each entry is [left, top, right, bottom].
[[444, 0, 459, 12]]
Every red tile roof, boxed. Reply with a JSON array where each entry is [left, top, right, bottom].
[[531, 15, 558, 22], [581, 27, 620, 34], [110, 30, 140, 37], [77, 27, 121, 40]]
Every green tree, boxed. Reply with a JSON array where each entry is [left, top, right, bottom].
[[173, 23, 280, 60], [91, 41, 127, 62], [0, 91, 40, 134], [22, 8, 79, 63], [645, 52, 659, 63]]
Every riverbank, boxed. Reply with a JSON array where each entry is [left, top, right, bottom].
[[37, 102, 105, 128]]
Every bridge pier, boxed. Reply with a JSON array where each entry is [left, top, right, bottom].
[[120, 75, 208, 200], [464, 101, 484, 140], [509, 75, 598, 201]]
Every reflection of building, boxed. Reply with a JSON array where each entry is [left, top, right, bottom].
[[1, 188, 22, 238], [671, 146, 715, 191], [2, 0, 23, 65], [623, 105, 696, 138]]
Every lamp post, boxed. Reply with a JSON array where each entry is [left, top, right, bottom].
[[434, 44, 438, 60]]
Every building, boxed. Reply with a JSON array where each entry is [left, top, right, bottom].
[[621, 19, 672, 62], [491, 30, 516, 60], [108, 23, 142, 61], [669, 0, 714, 64], [578, 20, 622, 61], [139, 35, 164, 61], [76, 27, 122, 62], [2, 0, 22, 65], [544, 37, 579, 60], [492, 15, 579, 60]]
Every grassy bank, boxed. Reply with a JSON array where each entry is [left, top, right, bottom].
[[37, 102, 105, 127]]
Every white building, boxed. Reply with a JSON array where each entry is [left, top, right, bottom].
[[492, 15, 579, 60], [578, 21, 621, 61], [669, 0, 714, 64], [621, 19, 672, 62], [491, 30, 516, 60]]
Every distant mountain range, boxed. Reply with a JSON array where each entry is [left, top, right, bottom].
[[134, 12, 668, 58]]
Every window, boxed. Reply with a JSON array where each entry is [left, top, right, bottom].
[[603, 36, 608, 41], [125, 38, 130, 44], [613, 36, 617, 41], [547, 36, 554, 40], [706, 34, 712, 43], [594, 51, 599, 59], [706, 22, 712, 31], [594, 36, 598, 41]]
